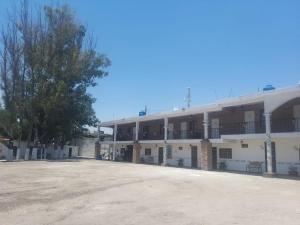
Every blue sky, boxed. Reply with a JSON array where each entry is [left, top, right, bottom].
[[1, 0, 300, 122]]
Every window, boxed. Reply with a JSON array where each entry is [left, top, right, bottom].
[[167, 145, 172, 159], [145, 148, 151, 156], [219, 148, 232, 159], [241, 143, 248, 148]]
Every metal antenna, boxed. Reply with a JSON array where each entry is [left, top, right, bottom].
[[185, 87, 191, 108]]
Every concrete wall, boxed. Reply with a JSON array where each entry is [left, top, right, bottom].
[[212, 137, 300, 175], [114, 143, 201, 168], [77, 138, 98, 158]]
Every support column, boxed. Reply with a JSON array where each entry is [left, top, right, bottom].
[[32, 148, 37, 160], [200, 139, 212, 170], [133, 142, 141, 163], [264, 113, 274, 176], [25, 148, 29, 160], [16, 148, 20, 160], [135, 121, 139, 141], [203, 112, 209, 139], [113, 124, 117, 161], [95, 142, 101, 159], [163, 117, 168, 166]]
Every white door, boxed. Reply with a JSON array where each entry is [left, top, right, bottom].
[[211, 118, 219, 138], [245, 111, 255, 134], [168, 123, 174, 139], [180, 122, 187, 139], [293, 105, 300, 132]]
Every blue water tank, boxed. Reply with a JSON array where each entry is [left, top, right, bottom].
[[139, 111, 146, 116], [263, 84, 275, 91]]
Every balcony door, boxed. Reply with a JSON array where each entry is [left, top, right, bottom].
[[180, 122, 187, 139], [168, 123, 174, 139], [191, 146, 198, 168], [211, 118, 219, 138], [245, 111, 255, 134], [293, 105, 300, 132]]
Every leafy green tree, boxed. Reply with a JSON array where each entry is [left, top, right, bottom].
[[0, 1, 110, 147]]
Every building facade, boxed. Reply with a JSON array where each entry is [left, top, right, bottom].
[[99, 84, 300, 176]]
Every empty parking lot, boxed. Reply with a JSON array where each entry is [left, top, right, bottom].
[[0, 159, 300, 225]]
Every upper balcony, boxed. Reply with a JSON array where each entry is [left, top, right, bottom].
[[209, 102, 265, 138], [116, 123, 135, 141], [138, 119, 164, 140], [168, 114, 204, 140], [271, 97, 300, 133], [210, 121, 265, 139]]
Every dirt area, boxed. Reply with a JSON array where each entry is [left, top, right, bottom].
[[0, 159, 300, 225]]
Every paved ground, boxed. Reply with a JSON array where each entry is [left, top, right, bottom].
[[0, 160, 300, 225]]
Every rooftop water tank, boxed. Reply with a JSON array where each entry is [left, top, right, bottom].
[[139, 111, 146, 116], [263, 84, 275, 91]]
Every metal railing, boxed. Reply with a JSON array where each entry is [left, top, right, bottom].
[[138, 131, 164, 140], [271, 117, 300, 133], [100, 136, 113, 141], [210, 121, 266, 138], [168, 129, 204, 140], [116, 133, 134, 141]]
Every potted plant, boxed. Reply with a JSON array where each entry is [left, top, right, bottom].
[[219, 161, 227, 170], [288, 166, 298, 176], [177, 158, 184, 167]]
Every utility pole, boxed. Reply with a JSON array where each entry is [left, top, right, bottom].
[[185, 87, 191, 108]]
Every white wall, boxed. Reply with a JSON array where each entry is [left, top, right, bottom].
[[212, 138, 300, 175], [274, 138, 300, 174], [213, 140, 265, 172], [138, 143, 200, 168], [77, 138, 98, 158]]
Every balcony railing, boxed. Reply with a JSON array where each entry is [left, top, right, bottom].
[[138, 131, 164, 140], [116, 133, 134, 141], [168, 129, 204, 140], [210, 121, 266, 139], [100, 135, 113, 141], [271, 117, 300, 133]]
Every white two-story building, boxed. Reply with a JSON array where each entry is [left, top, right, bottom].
[[99, 84, 300, 176]]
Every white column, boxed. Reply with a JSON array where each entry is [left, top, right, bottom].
[[16, 148, 20, 160], [113, 124, 117, 161], [32, 148, 37, 160], [135, 121, 139, 141], [163, 117, 168, 165], [265, 113, 273, 174], [204, 112, 209, 139], [164, 117, 168, 141], [25, 148, 29, 160]]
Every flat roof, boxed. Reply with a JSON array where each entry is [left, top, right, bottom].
[[101, 84, 300, 126]]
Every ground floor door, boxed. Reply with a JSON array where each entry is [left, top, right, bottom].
[[29, 148, 33, 160], [13, 147, 17, 159], [264, 142, 276, 173], [212, 147, 217, 170], [125, 145, 133, 162], [191, 146, 198, 168], [68, 148, 72, 158], [37, 149, 41, 159], [158, 147, 164, 165]]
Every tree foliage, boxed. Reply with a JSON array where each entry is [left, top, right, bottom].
[[0, 1, 110, 146]]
